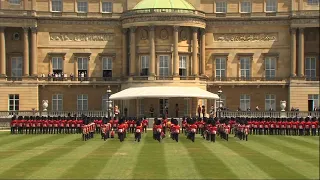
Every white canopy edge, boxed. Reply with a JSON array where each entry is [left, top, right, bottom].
[[109, 86, 219, 100]]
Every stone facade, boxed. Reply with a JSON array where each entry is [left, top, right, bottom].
[[0, 0, 319, 115]]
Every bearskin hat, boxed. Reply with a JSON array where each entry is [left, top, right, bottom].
[[119, 118, 124, 125]]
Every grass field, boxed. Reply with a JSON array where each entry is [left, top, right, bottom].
[[0, 131, 319, 179]]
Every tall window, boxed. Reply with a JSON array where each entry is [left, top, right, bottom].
[[240, 57, 251, 79], [77, 94, 88, 111], [159, 55, 169, 76], [102, 57, 112, 78], [52, 94, 63, 111], [241, 1, 251, 13], [52, 0, 62, 12], [216, 1, 227, 13], [305, 57, 316, 79], [9, 0, 20, 5], [8, 94, 19, 111], [265, 57, 276, 79], [78, 57, 88, 78], [159, 99, 169, 115], [141, 56, 149, 76], [266, 0, 277, 12], [184, 98, 189, 116], [52, 57, 63, 76], [138, 99, 144, 116], [215, 57, 226, 80], [77, 1, 88, 13], [179, 56, 187, 76], [265, 94, 276, 111], [307, 0, 319, 5], [102, 2, 113, 13], [11, 57, 22, 80], [240, 94, 250, 111], [308, 94, 319, 111]]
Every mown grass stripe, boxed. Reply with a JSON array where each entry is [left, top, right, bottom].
[[0, 134, 26, 145], [97, 133, 147, 179], [203, 140, 271, 179], [0, 135, 69, 176], [0, 135, 50, 153], [255, 136, 319, 166], [180, 134, 238, 179], [0, 135, 79, 179], [61, 133, 133, 179], [28, 136, 106, 179], [287, 136, 319, 147], [163, 135, 202, 179], [132, 132, 168, 179], [240, 138, 318, 179], [275, 136, 319, 153]]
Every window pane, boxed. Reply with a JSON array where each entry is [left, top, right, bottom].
[[102, 2, 112, 12], [52, 0, 62, 11]]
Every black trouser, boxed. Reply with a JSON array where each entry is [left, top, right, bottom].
[[253, 128, 256, 135], [173, 133, 179, 142], [102, 132, 108, 141], [305, 129, 310, 136], [135, 132, 141, 142], [249, 128, 252, 135], [311, 128, 316, 136], [211, 133, 216, 142], [299, 129, 303, 136], [259, 128, 263, 135], [118, 133, 124, 142], [286, 128, 291, 135], [143, 126, 147, 133], [82, 134, 87, 141], [156, 132, 161, 142], [130, 127, 134, 133], [264, 128, 268, 135], [189, 132, 195, 142], [10, 127, 15, 134], [163, 127, 166, 134]]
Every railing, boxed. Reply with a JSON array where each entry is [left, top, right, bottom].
[[220, 111, 320, 118], [180, 76, 196, 80], [210, 77, 287, 81], [156, 76, 174, 80], [0, 76, 121, 82], [291, 10, 320, 17], [122, 8, 205, 17], [0, 9, 35, 16], [206, 11, 290, 18], [132, 76, 148, 81], [1, 111, 318, 119], [36, 11, 122, 19]]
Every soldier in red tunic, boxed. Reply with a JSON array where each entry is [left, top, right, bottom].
[[154, 119, 163, 142], [172, 119, 180, 142], [181, 117, 187, 133], [188, 118, 197, 142], [117, 119, 125, 142], [298, 118, 305, 136], [210, 121, 217, 142], [142, 117, 148, 133], [304, 117, 311, 136], [162, 117, 167, 134], [311, 117, 317, 136], [101, 124, 108, 141], [135, 120, 143, 142], [10, 116, 17, 134]]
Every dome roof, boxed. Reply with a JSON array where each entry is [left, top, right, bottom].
[[133, 0, 195, 10]]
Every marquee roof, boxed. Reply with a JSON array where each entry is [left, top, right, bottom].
[[109, 86, 219, 100], [133, 0, 195, 10]]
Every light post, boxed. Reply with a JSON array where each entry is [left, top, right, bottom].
[[217, 88, 222, 118], [106, 86, 112, 119]]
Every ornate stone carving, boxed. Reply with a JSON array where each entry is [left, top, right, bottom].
[[38, 19, 120, 26], [192, 27, 198, 33], [140, 29, 148, 40], [180, 29, 187, 41], [292, 18, 319, 25], [214, 33, 278, 42], [290, 28, 297, 34], [31, 27, 37, 33], [173, 26, 179, 32], [22, 27, 29, 33], [160, 29, 168, 40], [130, 27, 136, 33], [149, 25, 155, 31], [122, 28, 128, 34], [122, 16, 206, 26], [49, 33, 114, 41]]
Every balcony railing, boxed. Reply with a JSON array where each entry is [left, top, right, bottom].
[[210, 77, 287, 81], [206, 11, 290, 18], [132, 76, 148, 81], [291, 10, 320, 17], [180, 76, 196, 80], [156, 76, 174, 80], [122, 8, 205, 17], [220, 111, 320, 118], [0, 111, 318, 119], [0, 76, 121, 82]]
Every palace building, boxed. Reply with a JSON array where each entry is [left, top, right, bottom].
[[0, 0, 319, 117]]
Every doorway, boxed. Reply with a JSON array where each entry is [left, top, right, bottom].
[[159, 99, 169, 117]]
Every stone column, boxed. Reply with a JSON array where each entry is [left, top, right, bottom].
[[31, 27, 38, 76], [129, 27, 136, 76], [192, 27, 199, 76], [173, 26, 179, 76], [24, 0, 28, 9], [200, 29, 206, 75], [298, 28, 304, 77], [290, 28, 297, 77], [122, 29, 127, 77], [149, 26, 156, 76], [23, 27, 29, 76], [0, 27, 6, 76]]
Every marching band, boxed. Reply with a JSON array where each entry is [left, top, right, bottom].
[[9, 115, 320, 143]]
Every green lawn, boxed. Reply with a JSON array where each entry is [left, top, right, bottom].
[[0, 131, 319, 179]]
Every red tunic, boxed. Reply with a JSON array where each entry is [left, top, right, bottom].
[[189, 124, 197, 133], [174, 125, 180, 134], [305, 121, 311, 129], [299, 122, 305, 129], [135, 125, 143, 133]]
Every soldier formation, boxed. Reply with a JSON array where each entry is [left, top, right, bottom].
[[9, 115, 320, 143]]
